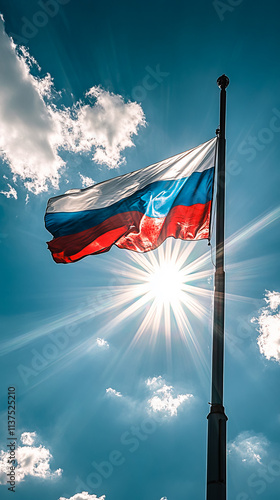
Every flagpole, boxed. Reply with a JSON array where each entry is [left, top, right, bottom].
[[206, 74, 229, 500]]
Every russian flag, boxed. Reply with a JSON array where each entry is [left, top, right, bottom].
[[45, 138, 217, 263]]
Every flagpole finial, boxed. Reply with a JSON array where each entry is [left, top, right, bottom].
[[217, 74, 229, 90]]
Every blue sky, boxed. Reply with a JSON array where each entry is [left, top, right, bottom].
[[0, 1, 280, 499]]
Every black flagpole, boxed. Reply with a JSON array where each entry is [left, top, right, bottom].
[[206, 74, 229, 500]]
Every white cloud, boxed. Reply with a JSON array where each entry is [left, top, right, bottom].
[[20, 431, 37, 446], [228, 431, 269, 465], [16, 445, 62, 481], [252, 290, 280, 362], [160, 497, 168, 500], [79, 174, 95, 188], [0, 184, 17, 199], [0, 432, 62, 484], [73, 86, 146, 168], [106, 387, 122, 398], [0, 18, 64, 195], [0, 17, 145, 195], [59, 493, 105, 500], [264, 290, 280, 311], [96, 338, 109, 348], [103, 377, 193, 418], [145, 376, 193, 417], [0, 451, 10, 484]]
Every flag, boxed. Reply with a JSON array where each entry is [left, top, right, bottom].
[[45, 137, 217, 263]]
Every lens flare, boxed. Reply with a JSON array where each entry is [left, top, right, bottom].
[[97, 237, 214, 359]]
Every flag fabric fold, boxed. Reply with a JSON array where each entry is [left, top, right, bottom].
[[45, 137, 217, 263]]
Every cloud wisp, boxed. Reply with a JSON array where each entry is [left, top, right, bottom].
[[79, 174, 95, 189], [106, 387, 122, 398], [0, 183, 17, 199], [0, 16, 145, 196], [96, 338, 109, 348], [228, 431, 269, 466], [252, 290, 280, 362], [20, 431, 37, 446], [146, 376, 193, 417]]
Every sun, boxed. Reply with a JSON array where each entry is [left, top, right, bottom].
[[147, 261, 185, 306], [91, 237, 215, 358]]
